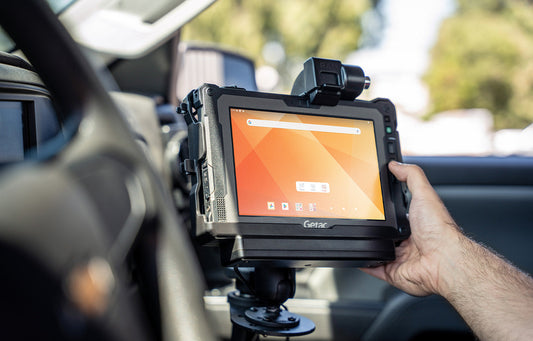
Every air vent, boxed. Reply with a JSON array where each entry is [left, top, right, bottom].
[[216, 198, 226, 221]]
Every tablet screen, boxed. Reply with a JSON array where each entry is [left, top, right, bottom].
[[230, 108, 385, 220]]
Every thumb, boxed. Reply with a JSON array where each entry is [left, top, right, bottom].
[[388, 161, 434, 198]]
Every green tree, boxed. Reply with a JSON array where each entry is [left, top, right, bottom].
[[181, 0, 369, 91], [425, 0, 533, 129]]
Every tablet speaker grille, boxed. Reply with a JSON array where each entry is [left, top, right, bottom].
[[216, 198, 226, 221]]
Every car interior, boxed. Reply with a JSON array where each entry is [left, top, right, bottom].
[[0, 1, 532, 340]]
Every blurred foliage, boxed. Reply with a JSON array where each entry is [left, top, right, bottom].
[[181, 0, 369, 92], [425, 0, 533, 129]]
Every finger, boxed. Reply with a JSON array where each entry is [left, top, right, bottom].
[[390, 161, 458, 233], [360, 266, 387, 282], [388, 161, 435, 198]]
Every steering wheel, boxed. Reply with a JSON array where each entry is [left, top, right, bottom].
[[0, 1, 214, 340]]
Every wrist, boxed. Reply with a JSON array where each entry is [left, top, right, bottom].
[[434, 228, 473, 299]]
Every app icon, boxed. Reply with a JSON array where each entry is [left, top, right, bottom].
[[295, 203, 303, 211], [267, 202, 275, 210], [296, 181, 330, 193], [309, 203, 317, 212], [281, 202, 289, 210]]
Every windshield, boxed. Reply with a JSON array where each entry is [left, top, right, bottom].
[[2, 0, 533, 156], [182, 0, 533, 156], [0, 0, 77, 52]]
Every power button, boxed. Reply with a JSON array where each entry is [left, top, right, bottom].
[[388, 142, 396, 154]]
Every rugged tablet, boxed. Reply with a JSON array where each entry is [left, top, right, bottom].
[[180, 61, 410, 267]]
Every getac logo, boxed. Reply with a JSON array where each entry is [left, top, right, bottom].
[[303, 220, 329, 229]]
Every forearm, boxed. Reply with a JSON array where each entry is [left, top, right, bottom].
[[441, 234, 533, 341]]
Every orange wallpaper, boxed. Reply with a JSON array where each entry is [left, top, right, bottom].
[[231, 108, 385, 220]]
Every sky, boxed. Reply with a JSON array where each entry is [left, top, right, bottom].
[[347, 0, 456, 116]]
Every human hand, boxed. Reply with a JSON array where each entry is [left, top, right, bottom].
[[362, 162, 533, 340], [361, 161, 465, 297]]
